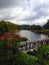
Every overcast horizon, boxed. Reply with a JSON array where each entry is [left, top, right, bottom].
[[0, 0, 49, 25]]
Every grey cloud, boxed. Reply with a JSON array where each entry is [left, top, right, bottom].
[[0, 0, 27, 9], [0, 0, 49, 25], [15, 2, 49, 22], [0, 0, 19, 9], [0, 9, 16, 20], [0, 14, 15, 20], [34, 3, 49, 16]]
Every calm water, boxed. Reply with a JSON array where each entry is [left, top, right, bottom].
[[19, 30, 48, 41]]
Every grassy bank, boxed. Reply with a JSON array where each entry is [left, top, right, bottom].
[[32, 29, 49, 35]]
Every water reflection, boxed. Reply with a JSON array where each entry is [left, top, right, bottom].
[[19, 30, 48, 41]]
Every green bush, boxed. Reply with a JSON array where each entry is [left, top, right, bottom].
[[0, 42, 38, 65], [27, 44, 49, 65]]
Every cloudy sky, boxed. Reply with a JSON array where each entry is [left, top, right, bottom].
[[0, 0, 49, 25]]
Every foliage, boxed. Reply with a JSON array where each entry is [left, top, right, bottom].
[[0, 20, 49, 65], [0, 33, 37, 65], [15, 53, 38, 65], [43, 19, 49, 29], [27, 44, 49, 65], [0, 20, 49, 35], [31, 25, 42, 30], [0, 20, 17, 36], [0, 44, 38, 65]]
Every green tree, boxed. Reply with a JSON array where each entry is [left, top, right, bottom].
[[43, 19, 49, 29]]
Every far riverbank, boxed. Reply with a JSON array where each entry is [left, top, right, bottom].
[[32, 29, 49, 36]]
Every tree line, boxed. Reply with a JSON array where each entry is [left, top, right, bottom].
[[0, 19, 49, 36], [0, 20, 18, 36]]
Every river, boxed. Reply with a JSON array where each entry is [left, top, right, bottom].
[[19, 30, 48, 41]]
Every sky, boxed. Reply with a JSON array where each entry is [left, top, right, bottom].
[[0, 0, 49, 25]]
